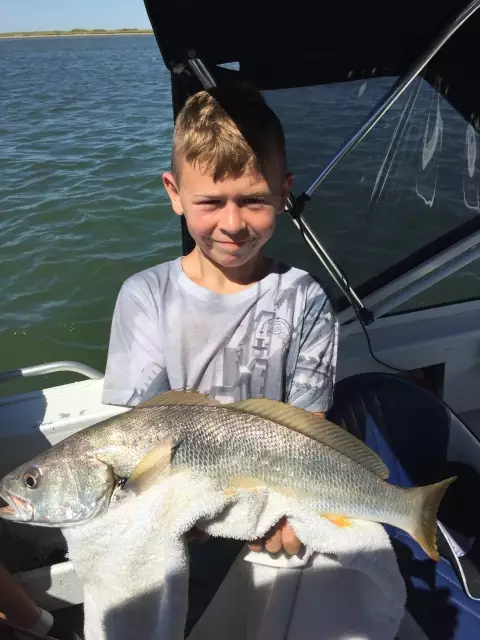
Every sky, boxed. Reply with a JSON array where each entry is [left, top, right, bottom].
[[2, 0, 152, 32]]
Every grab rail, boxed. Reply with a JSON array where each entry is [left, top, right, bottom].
[[0, 361, 104, 383]]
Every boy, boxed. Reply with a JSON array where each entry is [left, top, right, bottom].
[[102, 83, 338, 557]]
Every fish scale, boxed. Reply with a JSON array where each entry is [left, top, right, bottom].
[[112, 404, 426, 529], [0, 392, 455, 560]]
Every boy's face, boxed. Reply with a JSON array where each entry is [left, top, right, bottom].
[[163, 159, 292, 269]]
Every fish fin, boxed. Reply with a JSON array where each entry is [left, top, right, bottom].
[[407, 476, 456, 561], [227, 476, 308, 500], [228, 399, 389, 480], [125, 437, 180, 494], [224, 477, 261, 498], [228, 476, 265, 491], [137, 389, 220, 408], [322, 514, 352, 528]]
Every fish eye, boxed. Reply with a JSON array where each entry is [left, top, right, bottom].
[[23, 469, 41, 489]]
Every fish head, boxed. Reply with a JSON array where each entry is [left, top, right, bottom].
[[0, 451, 116, 527]]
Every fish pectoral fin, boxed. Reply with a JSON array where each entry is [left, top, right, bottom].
[[125, 436, 180, 495], [137, 389, 220, 408], [227, 399, 389, 480], [322, 514, 352, 528]]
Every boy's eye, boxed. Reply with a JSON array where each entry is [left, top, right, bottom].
[[243, 198, 265, 208], [197, 200, 221, 209]]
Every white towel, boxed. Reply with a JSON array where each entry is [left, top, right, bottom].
[[64, 470, 407, 640]]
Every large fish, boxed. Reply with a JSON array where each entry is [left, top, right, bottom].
[[0, 391, 454, 560]]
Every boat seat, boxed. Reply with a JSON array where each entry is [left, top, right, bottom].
[[327, 372, 480, 640]]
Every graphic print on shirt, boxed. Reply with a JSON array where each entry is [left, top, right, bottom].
[[209, 274, 318, 403], [126, 361, 170, 407], [121, 270, 335, 409], [209, 311, 293, 403]]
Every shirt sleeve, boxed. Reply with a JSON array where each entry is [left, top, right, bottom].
[[286, 285, 339, 413], [102, 280, 170, 407]]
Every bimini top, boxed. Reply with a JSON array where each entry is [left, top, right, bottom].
[[144, 0, 480, 130]]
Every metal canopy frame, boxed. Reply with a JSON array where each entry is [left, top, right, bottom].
[[172, 0, 480, 325], [340, 230, 480, 334], [298, 0, 480, 205]]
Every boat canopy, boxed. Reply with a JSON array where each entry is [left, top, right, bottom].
[[144, 0, 480, 130], [143, 0, 480, 323]]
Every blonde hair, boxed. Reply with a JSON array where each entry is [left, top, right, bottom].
[[172, 82, 287, 182]]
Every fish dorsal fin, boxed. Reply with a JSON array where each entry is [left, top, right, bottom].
[[137, 390, 221, 408], [125, 436, 180, 494], [228, 399, 389, 480]]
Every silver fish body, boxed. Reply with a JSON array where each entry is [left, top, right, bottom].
[[0, 395, 455, 560], [165, 405, 407, 524]]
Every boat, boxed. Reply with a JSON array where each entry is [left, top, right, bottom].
[[2, 0, 480, 636]]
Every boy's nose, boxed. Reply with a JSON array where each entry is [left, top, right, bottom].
[[219, 204, 247, 234]]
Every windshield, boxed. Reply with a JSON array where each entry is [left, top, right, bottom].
[[263, 74, 480, 312]]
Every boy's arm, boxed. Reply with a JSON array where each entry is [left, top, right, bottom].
[[102, 281, 169, 407]]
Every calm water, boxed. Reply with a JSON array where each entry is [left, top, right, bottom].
[[1, 35, 480, 395]]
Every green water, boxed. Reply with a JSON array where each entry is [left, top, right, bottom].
[[2, 35, 480, 396], [1, 35, 180, 394]]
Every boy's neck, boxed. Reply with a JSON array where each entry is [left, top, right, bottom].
[[181, 247, 272, 294]]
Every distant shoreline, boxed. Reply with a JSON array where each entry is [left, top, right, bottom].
[[0, 29, 153, 40]]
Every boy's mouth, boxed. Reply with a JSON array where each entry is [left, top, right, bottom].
[[213, 236, 252, 246]]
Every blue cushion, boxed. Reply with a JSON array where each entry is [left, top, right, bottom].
[[356, 408, 480, 638]]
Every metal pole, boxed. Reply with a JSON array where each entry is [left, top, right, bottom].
[[302, 0, 480, 200], [187, 57, 216, 89], [0, 361, 104, 384], [290, 214, 366, 311], [371, 247, 480, 319], [339, 229, 480, 332]]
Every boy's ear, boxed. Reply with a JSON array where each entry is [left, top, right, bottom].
[[278, 173, 294, 214], [162, 172, 184, 216]]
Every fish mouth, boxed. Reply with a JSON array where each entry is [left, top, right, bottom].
[[0, 491, 33, 521], [0, 495, 14, 516]]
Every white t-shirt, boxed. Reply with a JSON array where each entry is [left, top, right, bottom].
[[102, 257, 338, 412]]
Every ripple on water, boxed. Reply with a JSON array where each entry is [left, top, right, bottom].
[[0, 36, 181, 384]]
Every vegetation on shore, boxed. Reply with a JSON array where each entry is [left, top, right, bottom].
[[0, 28, 153, 38]]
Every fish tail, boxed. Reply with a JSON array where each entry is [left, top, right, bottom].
[[408, 476, 456, 561]]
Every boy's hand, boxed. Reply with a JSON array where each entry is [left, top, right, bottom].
[[186, 526, 210, 543], [248, 517, 302, 556]]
